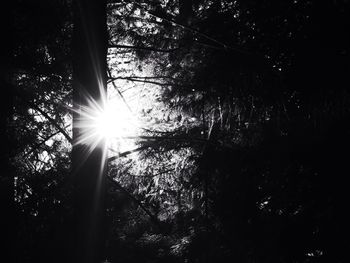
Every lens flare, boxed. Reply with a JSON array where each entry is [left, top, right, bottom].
[[94, 102, 135, 140], [73, 92, 139, 152]]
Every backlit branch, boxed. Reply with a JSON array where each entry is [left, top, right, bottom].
[[31, 105, 72, 143], [107, 175, 161, 226], [109, 44, 179, 53]]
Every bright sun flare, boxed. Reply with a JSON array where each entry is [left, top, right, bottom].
[[74, 94, 139, 151], [94, 102, 131, 139]]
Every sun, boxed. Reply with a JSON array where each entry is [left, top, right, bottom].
[[73, 93, 139, 151], [94, 100, 136, 140]]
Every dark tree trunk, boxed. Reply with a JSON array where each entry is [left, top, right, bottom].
[[1, 8, 15, 261], [179, 0, 193, 25], [72, 1, 108, 263]]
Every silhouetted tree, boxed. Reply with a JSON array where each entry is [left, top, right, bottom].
[[71, 0, 108, 263], [9, 0, 350, 262]]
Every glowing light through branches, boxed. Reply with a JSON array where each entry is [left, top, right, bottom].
[[73, 89, 140, 152]]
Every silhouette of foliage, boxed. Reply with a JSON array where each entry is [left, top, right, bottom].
[[6, 0, 350, 262]]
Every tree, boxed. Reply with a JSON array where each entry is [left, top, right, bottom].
[[9, 1, 73, 262], [9, 0, 350, 262], [72, 0, 108, 263], [105, 1, 350, 262]]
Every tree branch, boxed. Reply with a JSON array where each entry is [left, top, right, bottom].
[[108, 76, 175, 87], [107, 175, 161, 226], [107, 145, 151, 162], [23, 127, 69, 158], [108, 44, 179, 53], [131, 2, 251, 54], [107, 69, 133, 113], [30, 105, 72, 143]]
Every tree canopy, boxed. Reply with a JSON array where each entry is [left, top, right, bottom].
[[6, 0, 350, 262]]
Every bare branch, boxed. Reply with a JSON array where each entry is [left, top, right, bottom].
[[107, 145, 150, 162], [108, 76, 175, 87], [107, 69, 134, 114]]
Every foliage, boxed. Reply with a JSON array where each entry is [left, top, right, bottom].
[[7, 0, 350, 262]]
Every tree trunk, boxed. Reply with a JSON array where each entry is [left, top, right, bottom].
[[179, 0, 193, 26], [72, 1, 108, 263]]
